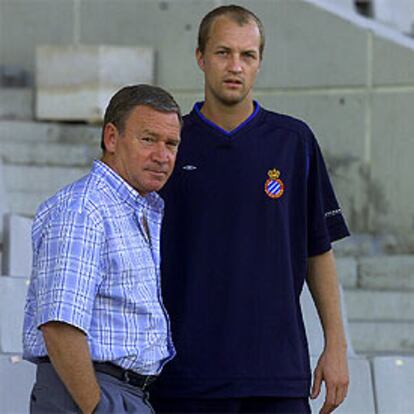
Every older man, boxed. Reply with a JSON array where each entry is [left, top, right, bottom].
[[23, 84, 181, 414]]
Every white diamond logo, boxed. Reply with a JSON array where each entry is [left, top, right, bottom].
[[182, 165, 197, 171]]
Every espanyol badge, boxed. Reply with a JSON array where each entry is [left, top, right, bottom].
[[264, 169, 284, 199]]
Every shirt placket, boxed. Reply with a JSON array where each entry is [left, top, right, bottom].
[[135, 206, 159, 269]]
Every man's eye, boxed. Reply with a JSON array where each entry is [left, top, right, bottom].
[[216, 50, 227, 55], [142, 137, 154, 143]]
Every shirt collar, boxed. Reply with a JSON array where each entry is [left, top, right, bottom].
[[193, 100, 260, 136], [91, 160, 164, 213]]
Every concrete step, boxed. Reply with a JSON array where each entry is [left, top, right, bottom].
[[337, 255, 414, 291], [343, 260, 414, 355], [0, 119, 99, 216], [359, 256, 414, 290], [0, 140, 100, 167], [334, 233, 414, 257], [3, 165, 88, 194], [3, 165, 89, 216], [336, 257, 357, 288], [344, 289, 414, 321], [0, 119, 100, 145], [0, 88, 33, 120], [350, 321, 414, 354]]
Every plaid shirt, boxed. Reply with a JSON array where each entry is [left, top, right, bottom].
[[23, 160, 175, 375]]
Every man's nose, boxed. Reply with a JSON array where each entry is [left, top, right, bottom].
[[152, 143, 169, 162], [227, 54, 242, 73]]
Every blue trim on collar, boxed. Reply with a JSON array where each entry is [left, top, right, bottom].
[[193, 101, 260, 136]]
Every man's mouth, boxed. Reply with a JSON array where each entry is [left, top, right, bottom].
[[223, 79, 243, 87], [147, 169, 168, 177]]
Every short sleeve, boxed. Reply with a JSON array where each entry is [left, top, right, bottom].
[[306, 136, 350, 256], [34, 209, 104, 335]]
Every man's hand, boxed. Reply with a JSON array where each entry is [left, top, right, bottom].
[[310, 344, 349, 413]]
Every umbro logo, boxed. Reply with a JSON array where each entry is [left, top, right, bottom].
[[182, 165, 197, 171]]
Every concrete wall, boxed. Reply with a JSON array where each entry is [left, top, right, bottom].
[[0, 0, 413, 237]]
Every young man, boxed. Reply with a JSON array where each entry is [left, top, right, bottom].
[[23, 84, 181, 414], [151, 5, 349, 414]]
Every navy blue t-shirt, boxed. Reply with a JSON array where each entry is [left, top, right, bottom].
[[152, 102, 350, 398]]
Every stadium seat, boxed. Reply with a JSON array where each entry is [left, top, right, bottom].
[[0, 354, 35, 414], [1, 213, 33, 277], [371, 355, 414, 413], [0, 159, 10, 240], [0, 276, 29, 353]]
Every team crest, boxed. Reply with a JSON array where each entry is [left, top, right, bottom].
[[264, 169, 284, 199]]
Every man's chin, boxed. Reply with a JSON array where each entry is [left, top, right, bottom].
[[218, 94, 246, 106], [147, 181, 168, 194]]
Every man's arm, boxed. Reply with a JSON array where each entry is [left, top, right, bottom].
[[41, 321, 100, 414], [306, 249, 349, 414]]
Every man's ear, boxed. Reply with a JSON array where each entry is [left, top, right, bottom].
[[103, 123, 119, 154], [195, 48, 205, 71]]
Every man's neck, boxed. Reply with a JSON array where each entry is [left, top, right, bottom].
[[200, 98, 255, 132]]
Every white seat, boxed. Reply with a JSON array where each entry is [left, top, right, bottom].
[[0, 354, 36, 414], [309, 356, 375, 413], [0, 159, 10, 240], [0, 276, 29, 353], [373, 0, 414, 35], [1, 213, 33, 277], [371, 356, 414, 413], [332, 0, 356, 11]]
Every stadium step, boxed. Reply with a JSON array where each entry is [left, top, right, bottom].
[[0, 118, 100, 216], [349, 321, 414, 354], [0, 119, 100, 146], [0, 88, 33, 120], [342, 255, 414, 354], [0, 140, 100, 167], [345, 289, 414, 321], [3, 165, 89, 216]]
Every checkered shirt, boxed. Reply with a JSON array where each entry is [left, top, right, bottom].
[[23, 160, 175, 375]]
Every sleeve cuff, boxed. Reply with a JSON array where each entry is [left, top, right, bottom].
[[36, 304, 91, 337]]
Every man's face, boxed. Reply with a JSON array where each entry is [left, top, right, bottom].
[[103, 105, 181, 196], [196, 15, 261, 106]]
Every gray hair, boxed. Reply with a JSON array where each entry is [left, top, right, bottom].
[[101, 84, 182, 151]]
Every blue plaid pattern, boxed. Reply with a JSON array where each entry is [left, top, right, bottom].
[[23, 160, 175, 375]]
